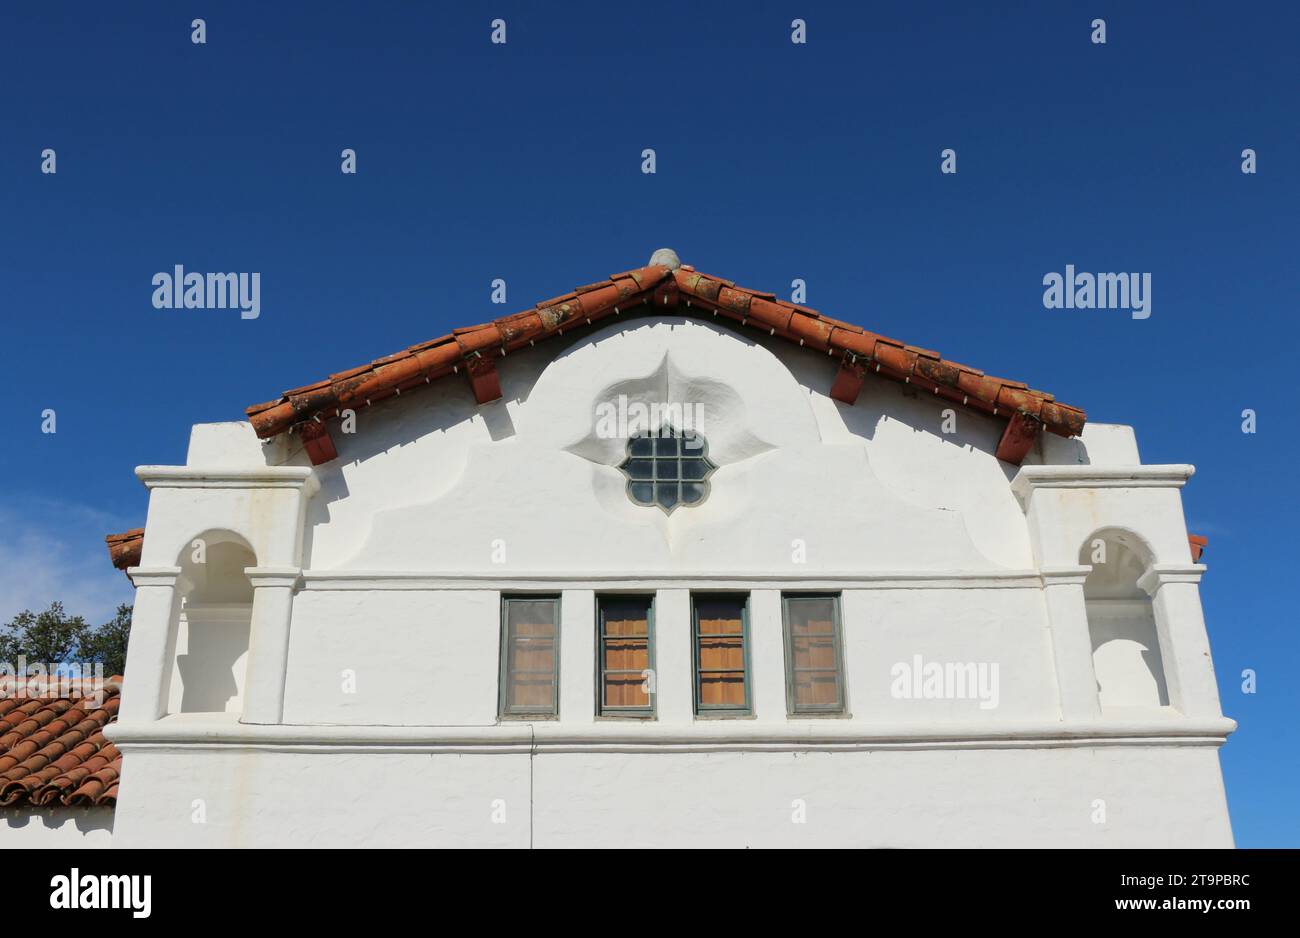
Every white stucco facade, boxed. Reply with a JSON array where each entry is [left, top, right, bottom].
[[105, 313, 1234, 847]]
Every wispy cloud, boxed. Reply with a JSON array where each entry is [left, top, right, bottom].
[[0, 497, 135, 625]]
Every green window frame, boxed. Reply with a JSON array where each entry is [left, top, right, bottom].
[[596, 594, 656, 718], [499, 595, 561, 719], [781, 593, 847, 715], [692, 593, 752, 716]]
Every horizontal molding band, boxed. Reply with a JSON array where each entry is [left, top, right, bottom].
[[298, 570, 1044, 591], [1138, 564, 1207, 594], [106, 716, 1237, 755], [1011, 464, 1194, 500], [135, 465, 318, 493], [127, 566, 182, 587]]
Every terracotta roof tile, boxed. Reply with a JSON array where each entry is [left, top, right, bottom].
[[105, 529, 143, 573], [243, 258, 1086, 443], [0, 678, 122, 808]]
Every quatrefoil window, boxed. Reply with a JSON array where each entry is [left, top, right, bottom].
[[619, 428, 716, 513]]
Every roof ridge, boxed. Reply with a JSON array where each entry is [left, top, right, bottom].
[[242, 257, 1084, 454], [246, 263, 677, 437]]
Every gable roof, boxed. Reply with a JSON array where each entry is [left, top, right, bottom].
[[0, 677, 122, 808], [245, 253, 1086, 461]]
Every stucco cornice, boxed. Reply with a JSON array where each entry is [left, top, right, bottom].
[[1011, 464, 1194, 504], [126, 566, 182, 588], [135, 465, 319, 494], [1137, 563, 1207, 595]]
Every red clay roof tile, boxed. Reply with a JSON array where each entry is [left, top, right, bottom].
[[0, 678, 122, 808], [105, 529, 144, 573], [243, 258, 1086, 443]]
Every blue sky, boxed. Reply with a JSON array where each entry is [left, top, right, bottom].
[[1, 1, 1296, 846]]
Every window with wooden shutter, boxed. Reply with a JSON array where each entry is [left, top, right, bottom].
[[692, 594, 751, 715], [598, 595, 655, 717], [782, 594, 846, 714], [499, 596, 560, 717]]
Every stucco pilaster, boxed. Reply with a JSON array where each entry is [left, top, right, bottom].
[[749, 591, 786, 720], [119, 567, 182, 722], [654, 590, 692, 724], [560, 589, 595, 723], [1039, 567, 1101, 721], [1137, 565, 1221, 719], [240, 568, 300, 724]]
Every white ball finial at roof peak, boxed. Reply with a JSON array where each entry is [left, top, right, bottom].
[[648, 248, 681, 270]]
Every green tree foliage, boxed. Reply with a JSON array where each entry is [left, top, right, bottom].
[[0, 602, 133, 677], [79, 604, 132, 677]]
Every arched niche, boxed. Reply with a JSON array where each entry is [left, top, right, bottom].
[[168, 531, 256, 715], [1079, 528, 1168, 710]]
